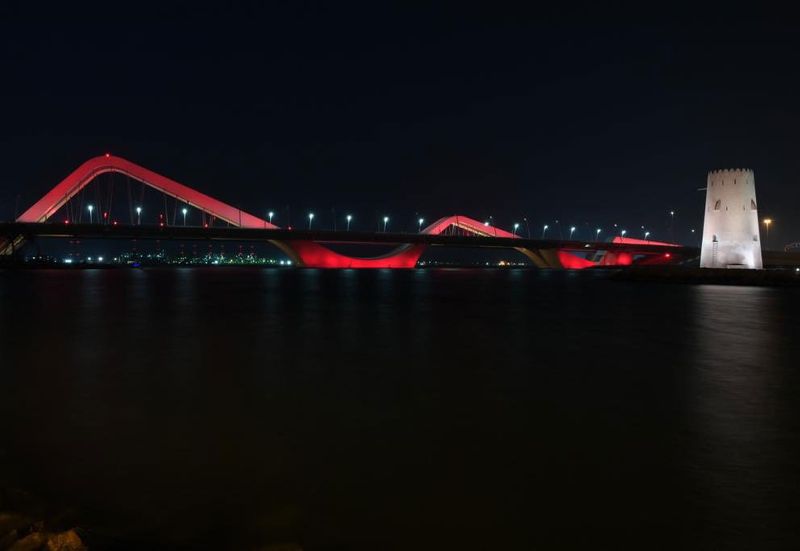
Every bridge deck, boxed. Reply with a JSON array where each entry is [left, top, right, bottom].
[[0, 222, 699, 256]]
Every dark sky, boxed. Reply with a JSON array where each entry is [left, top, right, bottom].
[[1, 2, 799, 244]]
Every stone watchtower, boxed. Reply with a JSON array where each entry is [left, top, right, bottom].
[[700, 169, 763, 269]]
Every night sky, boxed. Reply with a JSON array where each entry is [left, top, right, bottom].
[[2, 3, 799, 245]]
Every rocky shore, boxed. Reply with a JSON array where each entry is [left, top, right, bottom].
[[0, 513, 85, 551]]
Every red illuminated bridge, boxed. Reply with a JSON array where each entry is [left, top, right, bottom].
[[0, 155, 695, 268]]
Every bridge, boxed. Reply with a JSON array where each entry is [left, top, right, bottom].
[[0, 154, 694, 268]]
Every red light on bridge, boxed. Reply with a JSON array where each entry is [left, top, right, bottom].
[[104, 153, 111, 158], [665, 253, 671, 258], [113, 221, 118, 226], [103, 212, 108, 218], [159, 222, 164, 227], [203, 223, 208, 228], [64, 219, 70, 224]]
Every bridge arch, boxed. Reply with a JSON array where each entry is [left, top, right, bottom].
[[17, 154, 274, 229]]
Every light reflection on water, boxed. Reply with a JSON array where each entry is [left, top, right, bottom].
[[1, 269, 799, 550]]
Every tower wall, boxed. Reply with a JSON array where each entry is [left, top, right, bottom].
[[699, 168, 763, 269]]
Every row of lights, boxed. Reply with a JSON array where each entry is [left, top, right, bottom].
[[86, 205, 192, 226], [83, 202, 664, 241], [81, 205, 749, 243]]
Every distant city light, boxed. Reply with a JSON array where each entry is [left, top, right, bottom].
[[63, 258, 73, 264]]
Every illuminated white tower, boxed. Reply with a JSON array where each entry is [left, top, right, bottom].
[[700, 168, 763, 269]]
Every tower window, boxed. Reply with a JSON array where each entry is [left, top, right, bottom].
[[751, 199, 757, 210], [714, 199, 721, 210]]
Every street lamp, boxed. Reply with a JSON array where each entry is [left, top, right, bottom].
[[541, 224, 549, 239], [644, 231, 650, 240], [383, 216, 389, 232], [346, 214, 352, 231], [136, 206, 142, 225], [669, 210, 675, 241], [513, 222, 520, 236], [308, 212, 314, 229], [418, 218, 424, 232], [87, 204, 94, 224], [569, 226, 576, 240], [596, 228, 602, 240], [182, 207, 188, 226], [621, 229, 627, 238], [763, 218, 773, 249], [268, 211, 274, 225]]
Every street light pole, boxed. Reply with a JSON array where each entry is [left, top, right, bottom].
[[182, 207, 188, 226], [136, 206, 142, 225], [763, 218, 773, 249], [670, 210, 675, 242], [383, 216, 389, 232], [346, 214, 352, 231], [570, 226, 576, 240], [308, 212, 314, 230], [541, 224, 548, 239], [87, 204, 94, 224]]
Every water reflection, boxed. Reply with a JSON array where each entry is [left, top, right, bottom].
[[688, 285, 798, 548], [1, 269, 800, 549]]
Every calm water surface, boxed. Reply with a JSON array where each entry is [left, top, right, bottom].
[[1, 268, 800, 549]]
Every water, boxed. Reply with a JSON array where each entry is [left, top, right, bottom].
[[1, 268, 800, 550]]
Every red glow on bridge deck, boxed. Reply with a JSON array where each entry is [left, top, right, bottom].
[[282, 241, 426, 268]]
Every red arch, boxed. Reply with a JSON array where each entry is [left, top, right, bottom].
[[17, 154, 274, 229]]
